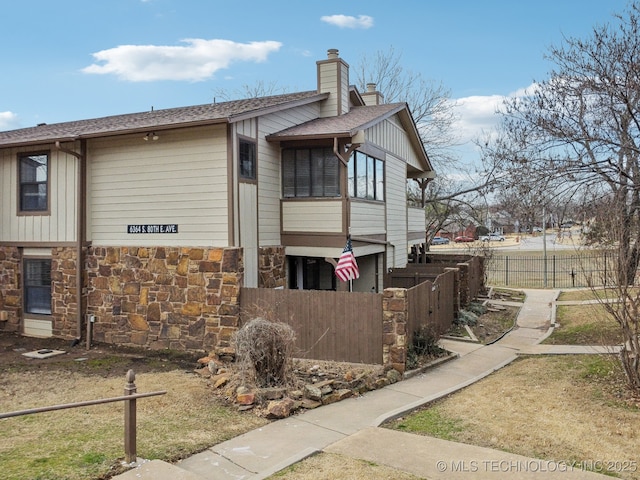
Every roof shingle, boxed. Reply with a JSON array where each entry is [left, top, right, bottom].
[[0, 91, 323, 147]]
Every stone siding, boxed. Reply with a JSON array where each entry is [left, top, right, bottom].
[[86, 246, 243, 352], [258, 246, 286, 288], [52, 247, 81, 339], [382, 288, 408, 373], [0, 247, 21, 332]]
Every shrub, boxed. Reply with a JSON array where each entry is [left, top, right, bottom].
[[233, 317, 296, 388]]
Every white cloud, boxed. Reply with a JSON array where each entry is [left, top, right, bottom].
[[82, 39, 282, 82], [0, 111, 19, 130], [321, 14, 374, 29], [451, 84, 536, 145]]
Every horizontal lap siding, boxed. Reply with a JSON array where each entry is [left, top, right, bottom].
[[240, 288, 383, 364], [88, 126, 228, 246], [350, 201, 385, 236], [282, 200, 343, 233]]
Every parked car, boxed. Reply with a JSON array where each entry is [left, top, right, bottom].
[[532, 227, 543, 233], [430, 236, 450, 245], [480, 233, 506, 242], [454, 235, 475, 243]]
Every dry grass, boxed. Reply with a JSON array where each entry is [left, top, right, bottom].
[[269, 452, 424, 480], [0, 365, 267, 480], [547, 303, 624, 345], [386, 356, 639, 479]]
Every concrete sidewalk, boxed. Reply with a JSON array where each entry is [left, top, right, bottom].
[[115, 289, 611, 479]]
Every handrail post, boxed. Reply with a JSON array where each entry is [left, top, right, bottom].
[[124, 370, 137, 464]]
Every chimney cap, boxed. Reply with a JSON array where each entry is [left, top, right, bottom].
[[327, 49, 339, 59], [366, 83, 377, 92]]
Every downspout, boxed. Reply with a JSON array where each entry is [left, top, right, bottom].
[[55, 140, 86, 343]]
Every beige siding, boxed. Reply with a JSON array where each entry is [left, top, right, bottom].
[[408, 206, 426, 234], [350, 201, 385, 236], [385, 153, 408, 268], [282, 200, 342, 233], [0, 146, 77, 243], [88, 126, 228, 246], [239, 183, 258, 287], [366, 116, 423, 173], [318, 61, 349, 117], [258, 104, 320, 245]]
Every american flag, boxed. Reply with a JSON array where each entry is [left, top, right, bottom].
[[335, 237, 360, 282]]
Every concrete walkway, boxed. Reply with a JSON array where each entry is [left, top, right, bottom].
[[115, 289, 613, 479]]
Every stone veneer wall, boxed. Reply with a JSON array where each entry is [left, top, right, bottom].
[[382, 288, 408, 373], [0, 247, 21, 332], [86, 246, 243, 352], [258, 246, 286, 288], [51, 247, 81, 339]]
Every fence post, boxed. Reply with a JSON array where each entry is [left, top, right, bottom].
[[124, 370, 137, 464]]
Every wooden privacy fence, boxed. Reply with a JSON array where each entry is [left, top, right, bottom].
[[0, 370, 165, 463], [240, 260, 473, 371], [240, 288, 383, 364], [406, 270, 456, 346], [417, 253, 485, 303]]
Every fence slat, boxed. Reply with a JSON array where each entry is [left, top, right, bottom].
[[240, 288, 383, 364]]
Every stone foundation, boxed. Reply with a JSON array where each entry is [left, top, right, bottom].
[[85, 246, 243, 352], [0, 247, 21, 332]]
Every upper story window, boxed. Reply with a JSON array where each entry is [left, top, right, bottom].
[[19, 153, 49, 213], [239, 139, 256, 180], [348, 151, 384, 201], [282, 148, 340, 198]]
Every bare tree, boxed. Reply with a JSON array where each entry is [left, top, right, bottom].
[[486, 3, 640, 390]]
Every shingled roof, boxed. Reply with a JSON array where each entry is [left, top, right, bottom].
[[0, 91, 326, 148], [266, 103, 406, 141]]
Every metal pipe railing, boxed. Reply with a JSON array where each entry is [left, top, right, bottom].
[[0, 369, 166, 463]]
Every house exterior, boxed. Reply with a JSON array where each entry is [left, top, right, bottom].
[[0, 49, 434, 351]]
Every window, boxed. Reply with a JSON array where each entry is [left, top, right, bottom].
[[282, 148, 340, 198], [19, 153, 49, 212], [239, 139, 256, 180], [348, 151, 384, 201], [24, 259, 52, 315]]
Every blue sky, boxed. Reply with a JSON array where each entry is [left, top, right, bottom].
[[0, 0, 630, 166]]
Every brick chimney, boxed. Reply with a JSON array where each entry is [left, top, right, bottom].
[[317, 49, 350, 117], [361, 83, 384, 106]]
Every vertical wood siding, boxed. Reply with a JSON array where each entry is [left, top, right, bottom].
[[0, 147, 77, 243], [258, 105, 320, 246], [385, 153, 408, 269], [88, 126, 228, 246], [239, 182, 258, 287], [240, 288, 383, 364]]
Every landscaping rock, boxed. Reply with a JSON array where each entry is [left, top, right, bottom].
[[266, 397, 295, 419]]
